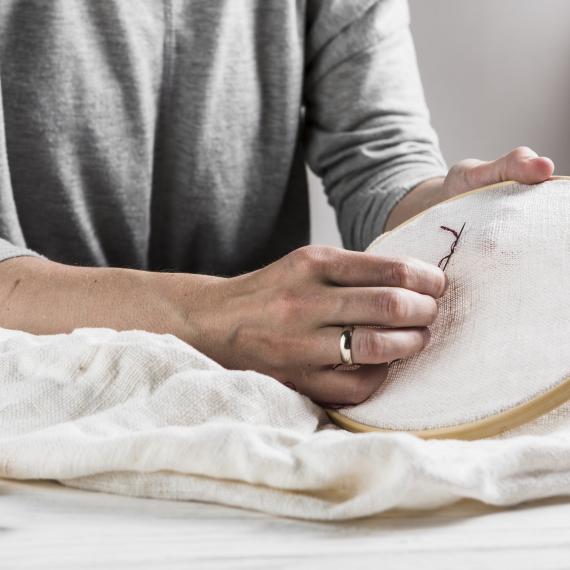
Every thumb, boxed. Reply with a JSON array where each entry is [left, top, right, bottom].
[[465, 146, 555, 188]]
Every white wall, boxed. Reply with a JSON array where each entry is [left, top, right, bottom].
[[309, 0, 570, 246]]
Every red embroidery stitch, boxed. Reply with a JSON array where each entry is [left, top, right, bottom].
[[438, 222, 466, 271]]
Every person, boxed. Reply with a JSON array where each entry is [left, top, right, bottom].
[[0, 0, 555, 407]]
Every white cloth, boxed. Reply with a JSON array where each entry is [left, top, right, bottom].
[[1, 326, 570, 521], [340, 178, 570, 433]]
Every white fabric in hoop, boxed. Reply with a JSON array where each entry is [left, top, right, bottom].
[[333, 177, 570, 436], [2, 178, 570, 520]]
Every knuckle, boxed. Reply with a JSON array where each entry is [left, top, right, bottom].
[[390, 259, 415, 289], [274, 285, 325, 326], [380, 289, 408, 321], [289, 245, 334, 276], [288, 246, 313, 271], [448, 163, 464, 178], [449, 161, 471, 179], [450, 160, 477, 188], [511, 145, 532, 158]]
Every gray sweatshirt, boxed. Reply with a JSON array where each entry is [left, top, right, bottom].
[[0, 0, 447, 276]]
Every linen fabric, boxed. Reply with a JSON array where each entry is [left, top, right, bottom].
[[338, 178, 570, 432], [0, 0, 446, 275], [2, 324, 570, 521]]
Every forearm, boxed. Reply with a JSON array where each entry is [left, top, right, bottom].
[[384, 176, 446, 232], [0, 256, 222, 343], [0, 246, 449, 407]]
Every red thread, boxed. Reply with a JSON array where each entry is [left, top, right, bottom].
[[438, 222, 466, 271]]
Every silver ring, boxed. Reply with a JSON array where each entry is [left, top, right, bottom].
[[339, 326, 354, 366]]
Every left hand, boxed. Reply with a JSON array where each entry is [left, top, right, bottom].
[[441, 146, 555, 200], [385, 147, 555, 231]]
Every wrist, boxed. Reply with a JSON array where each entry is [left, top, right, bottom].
[[0, 256, 227, 345], [158, 270, 228, 351], [384, 176, 446, 232]]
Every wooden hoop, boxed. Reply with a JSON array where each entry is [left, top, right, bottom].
[[326, 176, 570, 440]]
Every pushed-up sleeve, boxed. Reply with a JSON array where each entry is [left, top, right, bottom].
[[0, 77, 44, 264], [303, 0, 448, 250], [0, 240, 41, 264]]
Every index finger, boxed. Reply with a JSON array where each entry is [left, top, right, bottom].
[[318, 249, 448, 298]]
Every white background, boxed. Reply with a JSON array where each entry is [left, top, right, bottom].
[[309, 0, 570, 246]]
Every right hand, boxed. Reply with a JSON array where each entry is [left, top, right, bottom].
[[188, 245, 448, 407]]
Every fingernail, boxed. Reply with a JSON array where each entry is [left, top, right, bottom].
[[423, 328, 432, 346], [444, 273, 450, 292]]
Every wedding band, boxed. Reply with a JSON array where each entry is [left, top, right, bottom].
[[339, 326, 354, 366]]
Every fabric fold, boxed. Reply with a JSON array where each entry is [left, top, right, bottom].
[[0, 326, 569, 521]]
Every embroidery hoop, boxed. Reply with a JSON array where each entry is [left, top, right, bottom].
[[326, 176, 570, 440]]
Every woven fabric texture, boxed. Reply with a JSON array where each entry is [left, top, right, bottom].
[[1, 322, 570, 521], [340, 178, 570, 431]]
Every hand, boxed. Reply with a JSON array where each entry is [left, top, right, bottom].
[[386, 146, 555, 231], [441, 146, 555, 200], [187, 246, 447, 407], [0, 249, 445, 408]]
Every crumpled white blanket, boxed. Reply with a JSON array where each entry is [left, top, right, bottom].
[[1, 326, 570, 521]]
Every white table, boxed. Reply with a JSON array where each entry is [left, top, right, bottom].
[[1, 478, 569, 569]]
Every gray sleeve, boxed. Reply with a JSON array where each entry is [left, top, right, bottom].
[[0, 239, 43, 264], [0, 84, 44, 264], [303, 0, 448, 250]]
